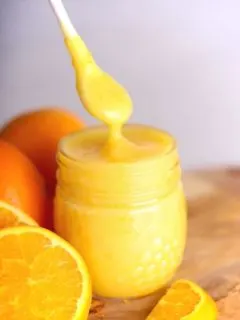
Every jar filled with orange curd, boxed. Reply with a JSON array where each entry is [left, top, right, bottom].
[[54, 124, 187, 298]]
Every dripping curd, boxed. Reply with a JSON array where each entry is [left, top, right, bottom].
[[64, 35, 159, 161]]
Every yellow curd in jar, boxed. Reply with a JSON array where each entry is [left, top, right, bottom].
[[55, 124, 186, 298]]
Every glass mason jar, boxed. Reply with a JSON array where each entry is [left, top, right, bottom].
[[54, 124, 187, 298]]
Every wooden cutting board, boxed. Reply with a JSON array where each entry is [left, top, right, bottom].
[[89, 168, 240, 319]]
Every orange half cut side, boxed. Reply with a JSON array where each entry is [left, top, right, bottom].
[[0, 226, 92, 320], [147, 279, 218, 320]]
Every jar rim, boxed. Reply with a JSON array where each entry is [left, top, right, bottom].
[[58, 123, 177, 168]]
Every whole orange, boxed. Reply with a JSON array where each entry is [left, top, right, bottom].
[[0, 107, 85, 195], [0, 139, 47, 226]]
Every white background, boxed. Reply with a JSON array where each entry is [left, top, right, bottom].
[[1, 0, 240, 169]]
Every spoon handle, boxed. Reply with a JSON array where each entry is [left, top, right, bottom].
[[48, 0, 77, 38], [48, 0, 93, 69]]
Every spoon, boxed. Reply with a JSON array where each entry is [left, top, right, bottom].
[[48, 0, 133, 140]]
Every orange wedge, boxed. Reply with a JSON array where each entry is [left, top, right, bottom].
[[0, 226, 92, 320], [0, 200, 38, 228], [147, 279, 218, 320]]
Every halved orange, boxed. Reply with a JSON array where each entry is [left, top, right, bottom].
[[147, 279, 218, 320], [0, 226, 92, 320], [0, 200, 38, 228]]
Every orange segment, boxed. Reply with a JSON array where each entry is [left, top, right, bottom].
[[0, 200, 38, 228], [147, 279, 218, 320], [0, 226, 91, 320]]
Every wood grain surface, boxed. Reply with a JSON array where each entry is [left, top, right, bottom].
[[89, 168, 240, 319]]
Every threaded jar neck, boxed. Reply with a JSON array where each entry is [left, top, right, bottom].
[[56, 125, 181, 207]]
